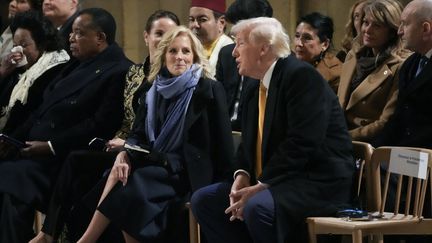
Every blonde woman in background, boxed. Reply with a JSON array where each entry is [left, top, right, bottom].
[[338, 0, 411, 142], [338, 0, 367, 61]]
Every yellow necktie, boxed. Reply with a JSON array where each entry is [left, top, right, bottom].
[[256, 81, 267, 177]]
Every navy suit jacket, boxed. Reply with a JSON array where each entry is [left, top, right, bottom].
[[373, 52, 432, 148], [236, 55, 354, 242]]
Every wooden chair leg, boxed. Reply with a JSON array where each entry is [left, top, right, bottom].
[[34, 210, 43, 233], [307, 222, 317, 243], [352, 229, 363, 243], [186, 202, 200, 243]]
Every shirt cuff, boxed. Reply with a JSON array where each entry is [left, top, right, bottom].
[[47, 141, 56, 155], [233, 169, 250, 180], [257, 180, 269, 188]]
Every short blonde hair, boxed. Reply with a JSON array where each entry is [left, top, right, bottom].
[[231, 17, 291, 58], [148, 25, 212, 82], [363, 0, 403, 50]]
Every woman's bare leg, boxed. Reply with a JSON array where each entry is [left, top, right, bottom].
[[77, 151, 131, 243], [76, 168, 121, 242], [28, 232, 53, 243], [123, 231, 140, 243]]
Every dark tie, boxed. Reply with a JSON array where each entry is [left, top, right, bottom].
[[416, 56, 428, 77]]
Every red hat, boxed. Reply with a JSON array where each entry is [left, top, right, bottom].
[[191, 0, 226, 14]]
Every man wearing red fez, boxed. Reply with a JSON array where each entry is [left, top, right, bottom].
[[189, 0, 233, 77]]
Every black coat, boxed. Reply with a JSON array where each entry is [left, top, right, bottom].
[[129, 77, 234, 191], [0, 43, 132, 210], [91, 77, 233, 240], [373, 53, 432, 148], [236, 55, 354, 242], [216, 44, 259, 131], [0, 63, 68, 134]]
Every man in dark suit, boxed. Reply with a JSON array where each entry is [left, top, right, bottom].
[[216, 0, 273, 131], [373, 0, 432, 149], [0, 8, 131, 242], [191, 17, 354, 243], [372, 1, 432, 242]]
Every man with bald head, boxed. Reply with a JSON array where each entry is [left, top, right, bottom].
[[374, 0, 432, 150], [43, 0, 79, 51], [373, 1, 432, 242]]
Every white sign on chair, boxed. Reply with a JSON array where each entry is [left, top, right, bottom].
[[389, 148, 428, 179]]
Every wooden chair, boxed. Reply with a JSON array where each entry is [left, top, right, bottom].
[[307, 146, 432, 243], [351, 141, 375, 211], [186, 202, 200, 243], [34, 210, 43, 233]]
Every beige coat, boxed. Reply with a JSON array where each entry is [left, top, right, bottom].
[[338, 47, 410, 142], [316, 52, 342, 93]]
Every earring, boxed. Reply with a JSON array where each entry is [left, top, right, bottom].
[[319, 50, 325, 61]]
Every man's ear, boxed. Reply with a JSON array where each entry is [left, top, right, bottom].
[[423, 21, 431, 35], [97, 32, 107, 44], [218, 16, 226, 33], [260, 43, 271, 56], [71, 0, 78, 9]]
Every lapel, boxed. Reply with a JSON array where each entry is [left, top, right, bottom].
[[261, 58, 284, 161], [345, 54, 399, 110], [244, 82, 259, 157], [315, 52, 342, 81], [37, 50, 118, 115], [404, 55, 432, 95], [184, 78, 213, 131], [338, 52, 356, 108]]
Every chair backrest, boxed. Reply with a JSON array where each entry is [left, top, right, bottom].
[[352, 141, 375, 210], [369, 147, 432, 218]]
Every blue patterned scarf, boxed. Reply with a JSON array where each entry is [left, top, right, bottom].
[[146, 64, 202, 152]]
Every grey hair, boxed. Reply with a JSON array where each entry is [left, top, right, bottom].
[[231, 17, 291, 58]]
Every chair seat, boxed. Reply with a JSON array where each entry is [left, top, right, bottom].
[[308, 212, 431, 234]]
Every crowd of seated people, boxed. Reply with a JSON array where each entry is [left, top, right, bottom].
[[338, 0, 411, 142], [0, 0, 431, 242], [30, 9, 181, 243]]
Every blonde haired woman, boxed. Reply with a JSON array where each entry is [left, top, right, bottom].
[[338, 0, 411, 142], [339, 0, 367, 60], [77, 26, 233, 243]]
